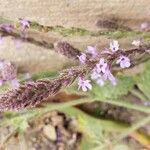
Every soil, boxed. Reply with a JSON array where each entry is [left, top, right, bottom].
[[0, 111, 82, 150]]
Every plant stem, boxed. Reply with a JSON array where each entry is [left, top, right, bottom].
[[96, 116, 150, 150], [130, 88, 148, 101], [0, 127, 18, 149], [94, 98, 150, 114], [118, 115, 150, 140], [31, 98, 94, 114]]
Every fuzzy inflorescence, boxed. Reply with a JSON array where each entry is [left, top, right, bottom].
[[0, 59, 19, 88], [0, 66, 86, 111], [0, 79, 61, 111], [54, 41, 81, 59]]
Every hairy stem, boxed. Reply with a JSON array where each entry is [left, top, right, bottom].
[[118, 116, 150, 140], [130, 88, 148, 101], [95, 116, 150, 150], [93, 98, 150, 114]]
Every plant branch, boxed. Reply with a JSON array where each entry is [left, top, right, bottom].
[[95, 116, 150, 150], [130, 88, 148, 101], [0, 17, 150, 111], [93, 98, 150, 114], [118, 116, 150, 141]]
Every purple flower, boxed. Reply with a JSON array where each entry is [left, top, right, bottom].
[[91, 69, 101, 80], [0, 35, 3, 44], [19, 18, 30, 30], [144, 101, 150, 106], [90, 58, 114, 86], [0, 59, 19, 88], [87, 46, 97, 57], [116, 56, 131, 68], [78, 77, 92, 92], [140, 22, 149, 31], [145, 49, 150, 54], [103, 69, 117, 86], [0, 24, 14, 32], [13, 38, 22, 49], [0, 80, 3, 86], [78, 53, 86, 64], [109, 40, 119, 52], [91, 69, 105, 86], [96, 78, 105, 86], [10, 79, 19, 89], [91, 67, 117, 86], [96, 58, 107, 73]]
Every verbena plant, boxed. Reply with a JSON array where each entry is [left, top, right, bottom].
[[0, 18, 150, 149]]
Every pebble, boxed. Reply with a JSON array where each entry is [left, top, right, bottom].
[[43, 124, 57, 141]]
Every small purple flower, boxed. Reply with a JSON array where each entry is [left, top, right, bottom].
[[109, 40, 119, 52], [10, 78, 19, 89], [13, 38, 22, 49], [91, 70, 101, 80], [91, 66, 117, 86], [78, 53, 86, 64], [19, 18, 30, 30], [144, 101, 150, 106], [91, 69, 105, 86], [96, 78, 105, 86], [78, 77, 92, 92], [140, 22, 149, 31], [0, 59, 19, 88], [96, 58, 107, 73], [145, 49, 150, 54], [0, 80, 3, 86], [116, 56, 131, 68], [0, 24, 14, 32], [0, 35, 3, 44], [86, 46, 97, 57], [103, 69, 117, 86]]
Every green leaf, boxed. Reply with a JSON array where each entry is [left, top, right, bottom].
[[91, 76, 134, 100], [135, 61, 150, 100], [60, 107, 127, 132], [113, 145, 129, 150], [0, 16, 12, 24], [32, 70, 58, 81], [10, 116, 29, 133], [81, 137, 98, 150]]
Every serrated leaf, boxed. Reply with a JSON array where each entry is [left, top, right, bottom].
[[135, 61, 150, 100], [91, 76, 134, 100]]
